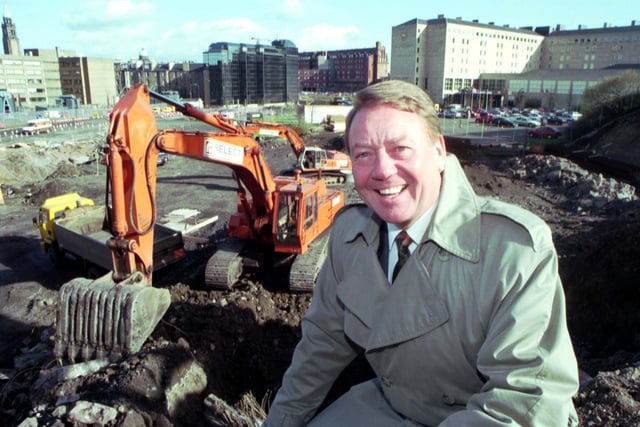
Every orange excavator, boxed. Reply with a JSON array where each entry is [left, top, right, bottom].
[[54, 84, 345, 363], [242, 119, 352, 184]]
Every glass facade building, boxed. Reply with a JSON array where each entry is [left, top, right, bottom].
[[204, 40, 299, 105]]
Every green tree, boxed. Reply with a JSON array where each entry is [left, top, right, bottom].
[[582, 70, 640, 116]]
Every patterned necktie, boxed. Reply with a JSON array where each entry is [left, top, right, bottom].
[[392, 230, 412, 282]]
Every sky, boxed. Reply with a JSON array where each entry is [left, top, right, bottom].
[[3, 1, 637, 63]]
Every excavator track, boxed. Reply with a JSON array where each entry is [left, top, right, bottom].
[[289, 232, 331, 292], [205, 238, 246, 290]]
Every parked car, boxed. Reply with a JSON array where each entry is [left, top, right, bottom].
[[546, 115, 565, 125], [513, 116, 541, 128], [157, 151, 169, 166], [528, 126, 562, 139], [490, 117, 516, 128], [443, 109, 466, 119], [475, 112, 493, 124]]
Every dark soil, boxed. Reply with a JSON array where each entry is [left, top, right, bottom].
[[1, 125, 639, 426]]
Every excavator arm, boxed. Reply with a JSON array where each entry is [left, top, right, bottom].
[[106, 85, 162, 282], [154, 130, 278, 240], [149, 89, 241, 134], [244, 119, 306, 159], [105, 85, 281, 271]]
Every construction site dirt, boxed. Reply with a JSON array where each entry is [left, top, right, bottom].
[[0, 121, 639, 426]]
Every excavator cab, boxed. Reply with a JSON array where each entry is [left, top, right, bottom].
[[275, 193, 300, 244]]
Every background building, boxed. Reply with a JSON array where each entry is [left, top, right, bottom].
[[203, 40, 299, 105], [299, 42, 389, 93], [391, 16, 640, 111], [2, 49, 63, 110], [2, 5, 19, 55], [59, 56, 117, 106], [0, 7, 116, 111], [114, 49, 208, 106], [3, 4, 639, 114]]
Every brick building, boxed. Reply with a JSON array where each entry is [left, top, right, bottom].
[[299, 42, 389, 93]]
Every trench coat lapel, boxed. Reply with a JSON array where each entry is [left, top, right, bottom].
[[366, 253, 449, 350], [337, 230, 449, 350], [337, 215, 391, 330]]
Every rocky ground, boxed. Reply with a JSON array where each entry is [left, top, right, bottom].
[[1, 119, 639, 426]]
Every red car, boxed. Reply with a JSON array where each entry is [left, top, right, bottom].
[[529, 126, 562, 139], [475, 112, 493, 124]]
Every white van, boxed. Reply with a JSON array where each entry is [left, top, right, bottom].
[[21, 118, 53, 135]]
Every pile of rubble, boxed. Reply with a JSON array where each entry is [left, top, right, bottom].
[[502, 154, 638, 212]]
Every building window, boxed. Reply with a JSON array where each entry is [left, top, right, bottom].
[[445, 78, 453, 90], [572, 81, 587, 95]]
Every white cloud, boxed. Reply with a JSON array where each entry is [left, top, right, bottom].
[[62, 0, 155, 29], [294, 23, 361, 51]]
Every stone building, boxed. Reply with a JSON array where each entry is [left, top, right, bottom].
[[113, 49, 206, 105], [2, 5, 19, 55]]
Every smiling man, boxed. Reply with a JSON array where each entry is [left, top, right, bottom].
[[263, 80, 579, 427]]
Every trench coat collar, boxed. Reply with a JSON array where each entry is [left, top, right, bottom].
[[340, 154, 481, 264]]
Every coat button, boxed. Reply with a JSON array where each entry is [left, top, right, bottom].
[[438, 249, 449, 262], [380, 376, 392, 387], [441, 393, 455, 405]]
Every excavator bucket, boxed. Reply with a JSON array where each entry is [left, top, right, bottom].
[[54, 272, 171, 363]]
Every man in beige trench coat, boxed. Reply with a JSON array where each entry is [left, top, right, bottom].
[[263, 80, 579, 426]]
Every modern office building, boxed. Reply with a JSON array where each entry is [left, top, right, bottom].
[[1, 48, 63, 110], [299, 42, 389, 93], [391, 16, 640, 110], [203, 40, 299, 105]]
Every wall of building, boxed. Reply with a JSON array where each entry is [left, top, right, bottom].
[[542, 25, 640, 70], [390, 19, 426, 86], [391, 16, 640, 111], [298, 44, 389, 94], [83, 57, 117, 106]]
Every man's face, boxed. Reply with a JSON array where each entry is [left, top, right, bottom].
[[348, 105, 446, 229]]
